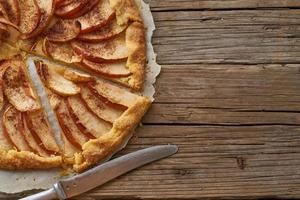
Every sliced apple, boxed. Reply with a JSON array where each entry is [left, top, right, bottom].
[[67, 96, 112, 138], [34, 59, 46, 82], [78, 19, 127, 42], [18, 0, 41, 35], [0, 0, 20, 25], [61, 131, 79, 160], [0, 85, 4, 113], [44, 39, 82, 64], [71, 33, 127, 63], [29, 38, 48, 56], [46, 19, 81, 42], [55, 0, 89, 19], [0, 15, 20, 31], [63, 68, 93, 82], [87, 80, 138, 107], [75, 0, 115, 34], [0, 104, 14, 150], [21, 113, 49, 157], [17, 37, 36, 52], [0, 3, 9, 21], [23, 0, 55, 39], [3, 106, 31, 151], [70, 0, 100, 20], [56, 100, 89, 149], [25, 110, 60, 153], [0, 22, 6, 31], [55, 0, 72, 8], [81, 59, 131, 78], [47, 88, 62, 109], [41, 62, 80, 96], [0, 60, 10, 111], [3, 63, 41, 112], [55, 0, 72, 7], [80, 86, 123, 123]]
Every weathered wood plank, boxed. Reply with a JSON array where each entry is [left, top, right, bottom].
[[154, 64, 300, 111], [11, 125, 300, 199], [142, 63, 300, 126], [145, 0, 300, 11], [153, 10, 300, 64], [71, 125, 300, 199], [145, 104, 300, 125]]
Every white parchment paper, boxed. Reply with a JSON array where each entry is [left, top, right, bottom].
[[0, 0, 160, 194]]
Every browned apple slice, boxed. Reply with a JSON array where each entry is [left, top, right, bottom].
[[78, 19, 127, 42], [55, 0, 89, 19], [61, 132, 79, 160], [71, 33, 127, 63], [70, 0, 100, 19], [80, 86, 123, 123], [67, 95, 112, 138], [87, 80, 138, 107], [21, 113, 49, 157], [55, 0, 72, 8], [75, 0, 115, 33], [17, 37, 36, 52], [0, 0, 20, 25], [35, 61, 63, 109], [44, 39, 82, 64], [0, 2, 9, 22], [47, 88, 62, 109], [0, 60, 10, 111], [0, 15, 19, 30], [23, 0, 55, 39], [63, 68, 93, 82], [3, 63, 41, 112], [0, 22, 6, 32], [56, 100, 89, 149], [18, 0, 41, 35], [0, 85, 4, 112], [20, 38, 47, 56], [41, 62, 80, 96], [0, 104, 14, 150], [46, 19, 81, 42], [87, 82, 127, 110], [3, 106, 31, 151], [4, 0, 20, 25], [35, 59, 46, 82], [25, 110, 60, 154], [81, 59, 131, 78]]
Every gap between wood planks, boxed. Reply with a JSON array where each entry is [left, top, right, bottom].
[[144, 0, 300, 11]]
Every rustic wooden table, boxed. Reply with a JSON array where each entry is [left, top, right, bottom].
[[4, 0, 300, 199]]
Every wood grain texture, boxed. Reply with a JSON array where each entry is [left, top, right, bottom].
[[145, 0, 300, 10], [68, 125, 300, 199], [153, 10, 300, 64], [153, 64, 300, 109]]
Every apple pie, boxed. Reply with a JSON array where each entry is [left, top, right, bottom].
[[0, 0, 151, 172]]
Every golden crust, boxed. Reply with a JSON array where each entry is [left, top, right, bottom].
[[109, 0, 142, 25], [0, 148, 62, 169], [73, 96, 151, 172], [126, 22, 146, 91]]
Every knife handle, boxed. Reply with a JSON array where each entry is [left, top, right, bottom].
[[20, 188, 58, 200]]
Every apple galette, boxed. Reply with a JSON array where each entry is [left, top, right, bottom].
[[0, 0, 151, 172]]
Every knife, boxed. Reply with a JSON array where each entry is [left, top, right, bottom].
[[20, 145, 178, 200]]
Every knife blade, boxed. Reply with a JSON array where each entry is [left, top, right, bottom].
[[21, 145, 178, 200]]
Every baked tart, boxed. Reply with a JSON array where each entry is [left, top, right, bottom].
[[0, 0, 151, 172]]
